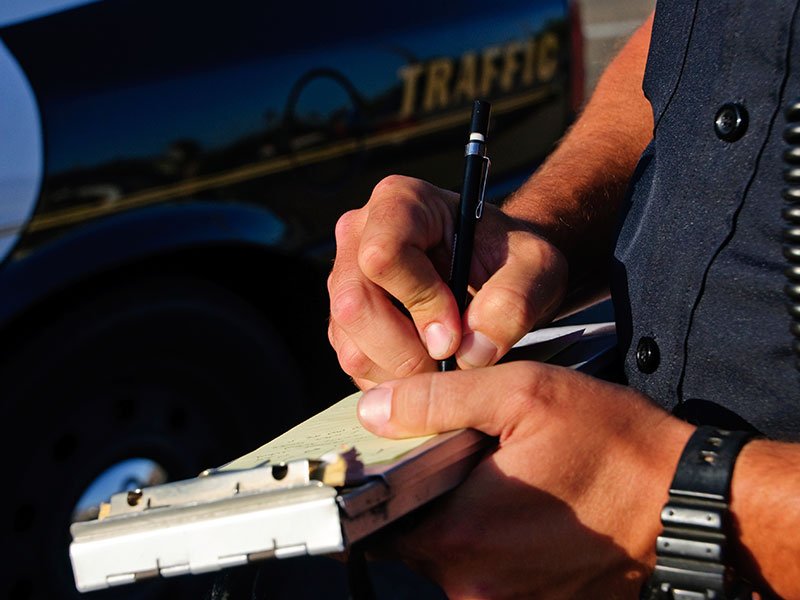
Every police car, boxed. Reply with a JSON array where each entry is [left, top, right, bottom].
[[0, 0, 583, 597]]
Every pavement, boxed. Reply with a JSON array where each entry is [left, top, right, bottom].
[[581, 0, 656, 92]]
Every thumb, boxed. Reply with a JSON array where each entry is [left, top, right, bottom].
[[356, 363, 536, 439], [457, 231, 567, 368]]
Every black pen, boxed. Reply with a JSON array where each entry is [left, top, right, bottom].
[[440, 99, 491, 372]]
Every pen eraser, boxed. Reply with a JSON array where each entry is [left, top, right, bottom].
[[470, 100, 491, 137]]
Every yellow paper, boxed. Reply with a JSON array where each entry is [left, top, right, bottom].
[[222, 392, 435, 470]]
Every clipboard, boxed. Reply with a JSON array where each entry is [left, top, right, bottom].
[[69, 322, 616, 593], [69, 426, 488, 592]]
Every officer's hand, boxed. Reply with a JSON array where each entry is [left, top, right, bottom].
[[328, 175, 567, 388], [356, 362, 694, 598]]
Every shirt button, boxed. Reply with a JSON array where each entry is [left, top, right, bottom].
[[635, 336, 660, 374], [714, 103, 748, 142]]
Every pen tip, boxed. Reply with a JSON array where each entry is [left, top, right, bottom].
[[470, 100, 491, 137]]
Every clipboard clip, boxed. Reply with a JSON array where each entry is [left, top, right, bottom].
[[107, 459, 316, 517], [69, 430, 490, 593]]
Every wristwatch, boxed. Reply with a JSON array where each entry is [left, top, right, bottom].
[[641, 426, 755, 600]]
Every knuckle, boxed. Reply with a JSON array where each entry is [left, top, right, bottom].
[[329, 282, 369, 328], [483, 286, 536, 336], [422, 374, 444, 432], [358, 233, 399, 281], [514, 364, 552, 411], [404, 283, 442, 315], [326, 271, 335, 295], [327, 320, 335, 346], [547, 243, 568, 273], [535, 240, 569, 284], [371, 174, 413, 199], [358, 233, 401, 281], [370, 177, 438, 226], [535, 233, 565, 262], [337, 342, 372, 379], [334, 209, 362, 242], [393, 351, 429, 379]]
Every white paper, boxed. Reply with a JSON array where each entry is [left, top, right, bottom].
[[222, 392, 435, 470]]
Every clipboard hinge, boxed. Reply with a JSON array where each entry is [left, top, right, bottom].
[[336, 477, 391, 519], [70, 482, 344, 592]]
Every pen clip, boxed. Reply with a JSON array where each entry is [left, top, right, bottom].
[[475, 156, 491, 220]]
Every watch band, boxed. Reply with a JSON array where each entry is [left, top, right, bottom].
[[642, 426, 755, 600]]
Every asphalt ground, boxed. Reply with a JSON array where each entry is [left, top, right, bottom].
[[582, 0, 656, 93]]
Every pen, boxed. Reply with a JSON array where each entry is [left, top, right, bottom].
[[440, 99, 491, 372]]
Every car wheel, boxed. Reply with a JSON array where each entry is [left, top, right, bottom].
[[0, 276, 308, 600]]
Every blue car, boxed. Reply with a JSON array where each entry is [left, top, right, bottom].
[[0, 1, 583, 597]]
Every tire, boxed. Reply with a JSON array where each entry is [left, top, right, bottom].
[[0, 276, 309, 600]]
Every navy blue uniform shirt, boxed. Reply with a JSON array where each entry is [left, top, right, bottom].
[[612, 0, 800, 441]]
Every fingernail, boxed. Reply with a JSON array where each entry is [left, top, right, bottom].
[[424, 322, 453, 359], [358, 386, 393, 427], [457, 331, 497, 367]]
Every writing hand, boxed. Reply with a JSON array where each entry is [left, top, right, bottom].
[[328, 175, 567, 388]]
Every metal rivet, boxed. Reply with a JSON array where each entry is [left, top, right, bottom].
[[271, 464, 289, 480], [127, 489, 143, 507]]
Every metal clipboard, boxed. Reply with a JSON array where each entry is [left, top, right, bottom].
[[69, 320, 617, 593], [69, 427, 489, 592]]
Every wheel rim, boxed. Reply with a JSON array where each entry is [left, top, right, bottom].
[[72, 457, 168, 522]]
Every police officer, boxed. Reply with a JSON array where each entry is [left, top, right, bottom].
[[328, 4, 800, 598]]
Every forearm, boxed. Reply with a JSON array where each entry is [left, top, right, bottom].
[[731, 439, 800, 598], [503, 15, 654, 276]]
